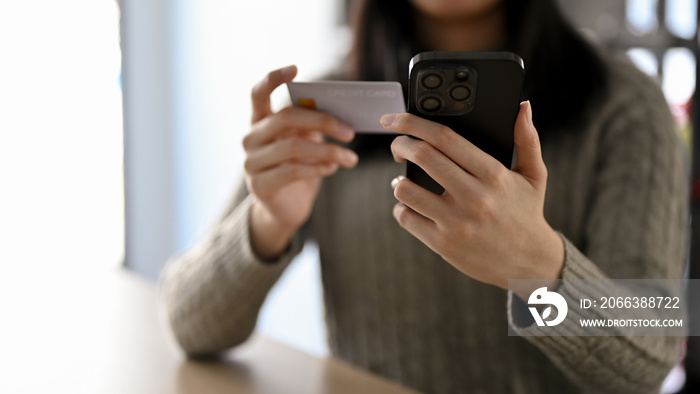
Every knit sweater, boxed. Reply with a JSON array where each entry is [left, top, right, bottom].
[[159, 57, 689, 394]]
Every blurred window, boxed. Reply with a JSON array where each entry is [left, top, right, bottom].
[[0, 1, 124, 270], [626, 0, 660, 35], [666, 0, 698, 39]]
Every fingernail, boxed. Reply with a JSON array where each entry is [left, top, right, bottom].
[[339, 123, 355, 139], [281, 65, 296, 77], [343, 150, 358, 166], [525, 100, 533, 127], [380, 113, 397, 127], [392, 203, 404, 220], [390, 175, 405, 190], [391, 177, 399, 190]]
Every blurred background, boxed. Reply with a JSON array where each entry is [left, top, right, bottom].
[[0, 0, 697, 390]]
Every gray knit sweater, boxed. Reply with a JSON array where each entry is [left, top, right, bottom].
[[159, 57, 688, 393]]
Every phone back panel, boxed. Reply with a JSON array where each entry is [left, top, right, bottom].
[[406, 52, 524, 195]]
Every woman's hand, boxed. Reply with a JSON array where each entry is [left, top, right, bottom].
[[383, 101, 564, 290], [244, 66, 358, 260]]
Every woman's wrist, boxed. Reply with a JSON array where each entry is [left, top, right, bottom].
[[512, 225, 565, 300], [249, 201, 296, 262], [536, 226, 565, 280]]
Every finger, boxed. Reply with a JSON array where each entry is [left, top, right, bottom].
[[248, 163, 339, 198], [244, 106, 354, 151], [284, 129, 324, 143], [245, 137, 358, 174], [512, 101, 547, 188], [391, 175, 446, 222], [251, 65, 297, 123], [391, 135, 474, 195], [381, 113, 501, 179], [276, 129, 325, 146], [392, 202, 440, 250]]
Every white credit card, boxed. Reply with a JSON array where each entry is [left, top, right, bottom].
[[287, 81, 406, 133]]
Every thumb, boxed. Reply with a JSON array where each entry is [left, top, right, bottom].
[[512, 101, 547, 188], [251, 65, 298, 123]]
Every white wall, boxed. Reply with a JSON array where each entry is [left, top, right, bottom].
[[0, 1, 124, 271]]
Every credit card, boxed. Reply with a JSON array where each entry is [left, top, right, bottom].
[[287, 81, 406, 133]]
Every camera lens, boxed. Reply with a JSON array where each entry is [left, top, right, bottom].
[[450, 86, 471, 101], [421, 73, 442, 89], [419, 96, 442, 112]]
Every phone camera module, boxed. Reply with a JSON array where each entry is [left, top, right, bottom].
[[412, 63, 476, 116], [421, 73, 442, 89], [419, 96, 442, 112], [450, 86, 471, 101]]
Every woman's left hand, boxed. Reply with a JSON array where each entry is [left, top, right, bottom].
[[383, 101, 564, 290]]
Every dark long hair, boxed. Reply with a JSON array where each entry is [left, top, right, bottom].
[[345, 0, 608, 153]]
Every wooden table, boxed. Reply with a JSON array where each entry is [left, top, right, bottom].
[[0, 267, 418, 394]]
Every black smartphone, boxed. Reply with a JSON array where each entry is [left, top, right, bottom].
[[406, 51, 525, 194]]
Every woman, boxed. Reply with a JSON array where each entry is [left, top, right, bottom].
[[159, 0, 688, 392]]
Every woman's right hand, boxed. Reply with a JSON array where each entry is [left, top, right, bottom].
[[244, 66, 358, 260]]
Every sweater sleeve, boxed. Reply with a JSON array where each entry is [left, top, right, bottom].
[[508, 66, 689, 393], [158, 183, 304, 356]]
